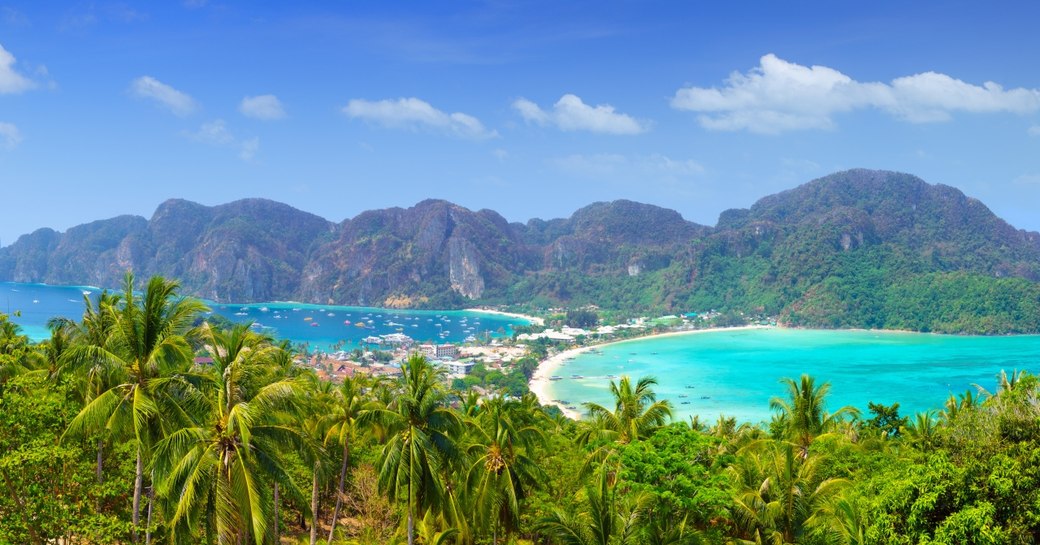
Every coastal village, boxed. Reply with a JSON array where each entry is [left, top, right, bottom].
[[297, 307, 777, 415]]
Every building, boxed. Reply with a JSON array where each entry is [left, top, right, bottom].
[[444, 360, 475, 376], [419, 343, 459, 360]]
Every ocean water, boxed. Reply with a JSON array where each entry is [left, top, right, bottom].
[[0, 282, 527, 351], [545, 328, 1040, 424]]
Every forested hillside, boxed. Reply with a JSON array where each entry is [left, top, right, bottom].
[[2, 280, 1039, 543], [2, 169, 1039, 333]]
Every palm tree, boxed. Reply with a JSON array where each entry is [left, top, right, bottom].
[[901, 410, 939, 447], [154, 323, 304, 545], [0, 313, 34, 387], [59, 290, 122, 483], [465, 396, 547, 545], [940, 389, 979, 422], [537, 464, 650, 545], [581, 376, 673, 446], [64, 274, 207, 544], [729, 442, 846, 545], [323, 374, 377, 544], [366, 353, 461, 545], [300, 376, 335, 545], [769, 375, 859, 459], [576, 375, 672, 475]]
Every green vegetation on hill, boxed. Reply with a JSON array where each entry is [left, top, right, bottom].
[[2, 275, 1040, 544], [2, 169, 1039, 333]]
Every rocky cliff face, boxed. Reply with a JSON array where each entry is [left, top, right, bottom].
[[1, 170, 1038, 315]]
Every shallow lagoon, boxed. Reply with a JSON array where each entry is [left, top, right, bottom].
[[0, 282, 527, 350], [544, 328, 1040, 424]]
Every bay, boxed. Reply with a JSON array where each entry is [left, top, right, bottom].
[[0, 282, 527, 350], [544, 327, 1040, 424]]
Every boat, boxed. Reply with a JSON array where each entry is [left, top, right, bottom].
[[310, 322, 320, 327], [304, 316, 313, 321], [549, 376, 563, 381], [343, 320, 351, 325]]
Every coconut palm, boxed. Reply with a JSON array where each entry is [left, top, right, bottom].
[[576, 375, 672, 476], [537, 463, 651, 545], [154, 323, 304, 545], [64, 274, 207, 544], [300, 377, 335, 545], [56, 290, 123, 483], [729, 442, 846, 545], [465, 395, 547, 545], [581, 376, 673, 445], [323, 374, 377, 544], [367, 353, 461, 545], [769, 375, 859, 459], [901, 410, 939, 447]]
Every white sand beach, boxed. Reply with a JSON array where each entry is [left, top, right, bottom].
[[529, 325, 773, 420], [465, 308, 545, 326]]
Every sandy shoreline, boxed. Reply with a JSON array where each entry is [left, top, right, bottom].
[[529, 324, 773, 420], [465, 308, 545, 326]]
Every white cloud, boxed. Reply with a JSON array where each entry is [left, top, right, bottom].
[[553, 153, 627, 177], [672, 54, 1040, 134], [130, 76, 196, 116], [239, 137, 259, 161], [239, 94, 286, 120], [0, 43, 34, 94], [513, 94, 647, 134], [552, 153, 702, 178], [185, 119, 258, 161], [1013, 174, 1040, 187], [342, 97, 497, 139], [1029, 125, 1040, 137], [0, 122, 21, 149], [188, 119, 234, 145]]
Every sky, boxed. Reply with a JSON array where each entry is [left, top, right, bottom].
[[2, 1, 1040, 245]]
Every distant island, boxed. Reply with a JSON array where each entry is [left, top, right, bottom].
[[2, 168, 1039, 334]]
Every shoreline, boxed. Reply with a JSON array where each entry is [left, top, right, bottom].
[[529, 324, 773, 420], [465, 308, 545, 327]]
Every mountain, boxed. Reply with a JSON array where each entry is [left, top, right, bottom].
[[2, 169, 1039, 333]]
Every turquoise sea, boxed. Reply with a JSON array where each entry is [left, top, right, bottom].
[[0, 282, 527, 351], [544, 328, 1040, 424]]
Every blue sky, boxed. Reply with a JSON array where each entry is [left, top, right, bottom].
[[2, 1, 1040, 245]]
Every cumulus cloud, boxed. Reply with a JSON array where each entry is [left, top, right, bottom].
[[0, 43, 34, 94], [513, 94, 647, 134], [239, 94, 286, 120], [342, 97, 497, 139], [185, 119, 258, 161], [672, 54, 1040, 134], [130, 76, 196, 116], [0, 122, 21, 149]]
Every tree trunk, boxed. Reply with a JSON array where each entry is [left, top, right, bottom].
[[407, 465, 414, 545], [133, 449, 143, 544], [1, 468, 42, 544], [96, 439, 104, 484], [310, 464, 320, 545], [274, 482, 280, 544], [145, 473, 155, 545], [327, 442, 350, 545]]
